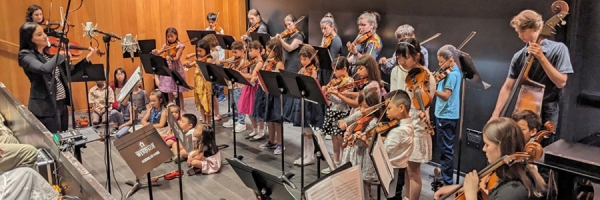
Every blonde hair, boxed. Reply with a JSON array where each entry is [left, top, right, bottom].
[[357, 11, 381, 30], [510, 10, 543, 31]]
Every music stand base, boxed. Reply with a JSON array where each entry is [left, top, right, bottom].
[[125, 179, 161, 198]]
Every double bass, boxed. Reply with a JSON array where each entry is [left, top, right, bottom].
[[499, 1, 569, 117]]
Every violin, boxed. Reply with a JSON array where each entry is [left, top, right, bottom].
[[405, 67, 434, 135], [347, 31, 373, 56], [336, 78, 369, 92], [343, 115, 374, 148], [237, 57, 259, 72], [245, 23, 260, 36], [321, 34, 334, 48], [158, 38, 198, 58], [438, 153, 532, 200], [212, 12, 224, 33], [499, 1, 569, 117], [150, 170, 183, 183], [432, 31, 476, 83], [279, 28, 298, 39], [264, 59, 278, 71], [358, 119, 400, 148], [45, 37, 104, 57]]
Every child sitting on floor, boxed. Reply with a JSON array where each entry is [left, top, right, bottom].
[[187, 125, 221, 176]]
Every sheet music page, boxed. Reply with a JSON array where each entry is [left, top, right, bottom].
[[373, 136, 395, 193], [305, 165, 363, 200], [314, 131, 336, 170], [118, 66, 143, 102], [331, 166, 363, 200]]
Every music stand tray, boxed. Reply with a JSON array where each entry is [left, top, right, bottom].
[[250, 32, 271, 47], [228, 158, 296, 200], [197, 61, 228, 86], [140, 54, 171, 77], [186, 30, 217, 46], [138, 39, 157, 54], [257, 70, 288, 96], [215, 34, 236, 50], [369, 133, 399, 198], [310, 45, 333, 72], [71, 64, 106, 82], [223, 68, 252, 86]]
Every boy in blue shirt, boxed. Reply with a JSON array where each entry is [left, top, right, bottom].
[[434, 45, 462, 185]]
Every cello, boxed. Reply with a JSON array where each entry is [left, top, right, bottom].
[[499, 1, 569, 117]]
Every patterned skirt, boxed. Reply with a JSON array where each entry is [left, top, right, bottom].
[[158, 61, 189, 93], [408, 108, 433, 163], [322, 109, 350, 136], [194, 75, 212, 115]]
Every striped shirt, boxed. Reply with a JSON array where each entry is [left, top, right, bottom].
[[41, 54, 67, 100]]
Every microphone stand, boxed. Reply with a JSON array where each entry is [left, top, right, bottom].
[[96, 31, 121, 193], [50, 0, 77, 132]]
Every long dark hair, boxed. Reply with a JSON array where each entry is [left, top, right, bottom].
[[358, 87, 382, 118], [266, 39, 284, 63], [165, 27, 179, 45], [19, 22, 40, 52], [484, 118, 547, 198], [113, 68, 128, 88], [396, 38, 425, 66], [195, 40, 212, 59], [199, 125, 218, 155], [355, 55, 383, 87], [26, 4, 43, 23], [299, 45, 319, 69]]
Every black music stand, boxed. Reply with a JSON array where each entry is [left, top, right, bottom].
[[166, 113, 186, 200], [453, 51, 489, 184], [164, 66, 192, 108], [197, 62, 231, 152], [369, 133, 399, 199], [70, 64, 106, 125], [257, 70, 296, 189], [250, 32, 271, 47], [311, 45, 333, 85], [132, 40, 157, 90], [223, 68, 252, 160], [228, 158, 296, 200], [279, 70, 328, 190], [114, 125, 174, 200], [186, 30, 216, 46], [215, 34, 236, 50]]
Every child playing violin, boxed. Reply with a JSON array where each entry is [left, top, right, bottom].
[[433, 118, 546, 200], [320, 56, 353, 173], [330, 55, 386, 108], [337, 88, 380, 199], [219, 41, 248, 132], [284, 45, 324, 166], [151, 27, 188, 112], [379, 89, 415, 200], [393, 38, 436, 200], [183, 40, 213, 125], [241, 41, 266, 140], [256, 39, 285, 155]]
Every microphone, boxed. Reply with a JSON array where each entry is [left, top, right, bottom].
[[82, 22, 122, 40], [122, 34, 140, 63], [82, 22, 97, 38]]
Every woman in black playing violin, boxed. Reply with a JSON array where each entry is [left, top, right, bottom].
[[240, 9, 269, 44], [433, 118, 546, 200], [18, 22, 97, 133]]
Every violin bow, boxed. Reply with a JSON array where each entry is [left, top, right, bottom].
[[420, 33, 441, 45], [298, 50, 319, 74], [357, 91, 396, 139], [433, 31, 476, 77]]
